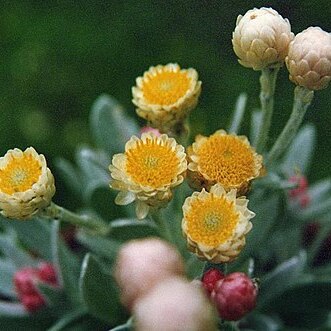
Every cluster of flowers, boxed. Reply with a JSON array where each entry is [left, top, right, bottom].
[[0, 6, 329, 328], [13, 262, 58, 312]]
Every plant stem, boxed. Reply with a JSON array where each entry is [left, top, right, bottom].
[[41, 202, 110, 235], [255, 66, 280, 153], [267, 86, 314, 166]]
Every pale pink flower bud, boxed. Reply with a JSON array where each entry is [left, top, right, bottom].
[[286, 27, 331, 90], [140, 126, 161, 137], [232, 7, 294, 70], [114, 238, 184, 310], [134, 277, 218, 331]]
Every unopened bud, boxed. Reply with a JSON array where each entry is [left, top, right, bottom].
[[286, 27, 331, 90], [114, 238, 184, 310], [134, 277, 218, 331], [201, 268, 224, 295], [232, 7, 293, 70], [211, 272, 258, 321]]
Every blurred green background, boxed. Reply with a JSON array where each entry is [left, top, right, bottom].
[[0, 0, 330, 207]]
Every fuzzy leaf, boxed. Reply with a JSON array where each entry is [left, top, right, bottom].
[[54, 158, 82, 196], [308, 178, 331, 205], [0, 258, 17, 299], [77, 231, 121, 262], [228, 93, 247, 134], [51, 221, 82, 307], [109, 218, 160, 241], [281, 124, 316, 175], [244, 313, 281, 331], [250, 109, 262, 147], [258, 251, 307, 308], [241, 191, 280, 258], [90, 94, 139, 155], [79, 254, 124, 324], [0, 228, 36, 268], [3, 218, 53, 261]]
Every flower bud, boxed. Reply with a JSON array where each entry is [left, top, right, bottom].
[[114, 238, 184, 310], [133, 277, 218, 331], [14, 267, 39, 296], [286, 27, 331, 90], [13, 262, 59, 313], [140, 126, 161, 137], [21, 293, 45, 313], [37, 262, 58, 285], [201, 268, 224, 295], [211, 272, 258, 321], [232, 7, 293, 70], [288, 175, 308, 198]]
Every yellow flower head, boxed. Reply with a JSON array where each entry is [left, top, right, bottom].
[[182, 184, 254, 263], [0, 147, 55, 220], [132, 63, 201, 132], [187, 130, 263, 195], [109, 133, 187, 219]]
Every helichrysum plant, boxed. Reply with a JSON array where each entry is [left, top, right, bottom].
[[1, 6, 331, 331]]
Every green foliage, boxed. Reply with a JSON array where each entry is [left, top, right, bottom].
[[79, 254, 124, 325]]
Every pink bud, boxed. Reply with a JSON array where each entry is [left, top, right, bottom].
[[13, 262, 59, 313], [299, 193, 310, 208], [114, 238, 184, 310], [211, 272, 258, 321], [140, 126, 161, 137], [14, 268, 39, 296], [21, 293, 45, 312], [38, 263, 58, 285], [201, 268, 224, 295], [289, 175, 308, 198]]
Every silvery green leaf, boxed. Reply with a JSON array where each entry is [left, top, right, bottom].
[[77, 231, 120, 262], [90, 94, 139, 156], [51, 221, 82, 307], [0, 229, 35, 268], [54, 158, 82, 196], [228, 93, 247, 134], [109, 218, 160, 241], [258, 251, 307, 308], [0, 258, 17, 299], [75, 147, 110, 183], [281, 124, 316, 175], [79, 254, 123, 324], [308, 178, 331, 205], [3, 218, 53, 261], [250, 109, 262, 147]]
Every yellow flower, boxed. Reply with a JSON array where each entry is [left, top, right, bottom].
[[0, 147, 55, 220], [286, 27, 331, 91], [232, 7, 294, 70], [109, 133, 187, 219], [182, 184, 254, 263], [187, 130, 263, 195], [132, 63, 201, 132]]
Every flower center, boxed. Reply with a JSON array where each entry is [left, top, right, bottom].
[[142, 70, 191, 106], [0, 153, 42, 194], [197, 135, 256, 186], [185, 194, 239, 247], [126, 138, 180, 188]]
